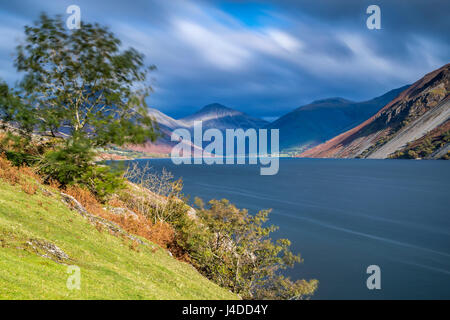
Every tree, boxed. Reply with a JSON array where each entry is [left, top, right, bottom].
[[1, 14, 159, 191], [12, 13, 157, 146], [192, 198, 318, 300]]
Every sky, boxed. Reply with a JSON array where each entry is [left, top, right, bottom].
[[0, 0, 449, 121]]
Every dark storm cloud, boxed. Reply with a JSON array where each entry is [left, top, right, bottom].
[[0, 0, 448, 119], [268, 0, 450, 37], [267, 0, 450, 62]]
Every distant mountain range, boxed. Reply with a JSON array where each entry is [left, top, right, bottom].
[[127, 63, 449, 159], [127, 103, 269, 154], [301, 63, 450, 159], [266, 86, 408, 152]]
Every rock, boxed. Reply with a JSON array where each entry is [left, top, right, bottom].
[[26, 239, 70, 263], [109, 207, 138, 219]]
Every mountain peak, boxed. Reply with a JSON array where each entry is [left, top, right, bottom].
[[183, 103, 242, 122], [194, 103, 242, 116], [310, 97, 353, 105], [201, 103, 233, 111], [181, 103, 268, 129]]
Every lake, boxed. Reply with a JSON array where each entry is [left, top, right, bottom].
[[130, 158, 450, 299]]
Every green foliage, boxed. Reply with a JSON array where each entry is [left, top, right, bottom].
[[0, 133, 37, 167], [12, 13, 158, 147], [38, 138, 124, 199], [0, 14, 160, 197], [175, 198, 318, 300], [3, 151, 37, 167], [39, 138, 94, 185], [0, 81, 36, 135], [79, 165, 125, 200]]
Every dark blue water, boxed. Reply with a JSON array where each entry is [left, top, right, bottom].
[[131, 158, 450, 299]]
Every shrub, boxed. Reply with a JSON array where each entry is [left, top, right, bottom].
[[39, 139, 125, 200], [80, 165, 125, 201], [123, 163, 188, 223], [0, 132, 40, 167], [175, 198, 318, 300], [38, 138, 94, 186]]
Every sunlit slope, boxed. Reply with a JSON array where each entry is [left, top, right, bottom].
[[0, 179, 237, 300]]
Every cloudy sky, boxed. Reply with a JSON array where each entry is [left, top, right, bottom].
[[1, 0, 449, 120]]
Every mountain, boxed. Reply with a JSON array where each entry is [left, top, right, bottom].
[[126, 104, 268, 155], [267, 87, 408, 153], [125, 108, 194, 155], [147, 108, 188, 130], [181, 103, 268, 130], [300, 63, 450, 159]]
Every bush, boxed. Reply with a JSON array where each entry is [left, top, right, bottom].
[[38, 139, 125, 200], [0, 132, 42, 167], [38, 138, 94, 185], [80, 165, 125, 200], [123, 163, 188, 223], [176, 198, 318, 300]]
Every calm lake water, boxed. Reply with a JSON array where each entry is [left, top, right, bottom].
[[130, 158, 450, 299]]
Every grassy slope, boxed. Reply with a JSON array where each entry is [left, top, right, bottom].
[[0, 179, 237, 300]]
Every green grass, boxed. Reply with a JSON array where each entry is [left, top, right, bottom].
[[0, 179, 238, 300]]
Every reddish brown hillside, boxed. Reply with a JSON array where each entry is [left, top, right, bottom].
[[300, 63, 450, 158]]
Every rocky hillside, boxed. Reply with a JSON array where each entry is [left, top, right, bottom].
[[300, 63, 450, 159], [389, 119, 450, 159]]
